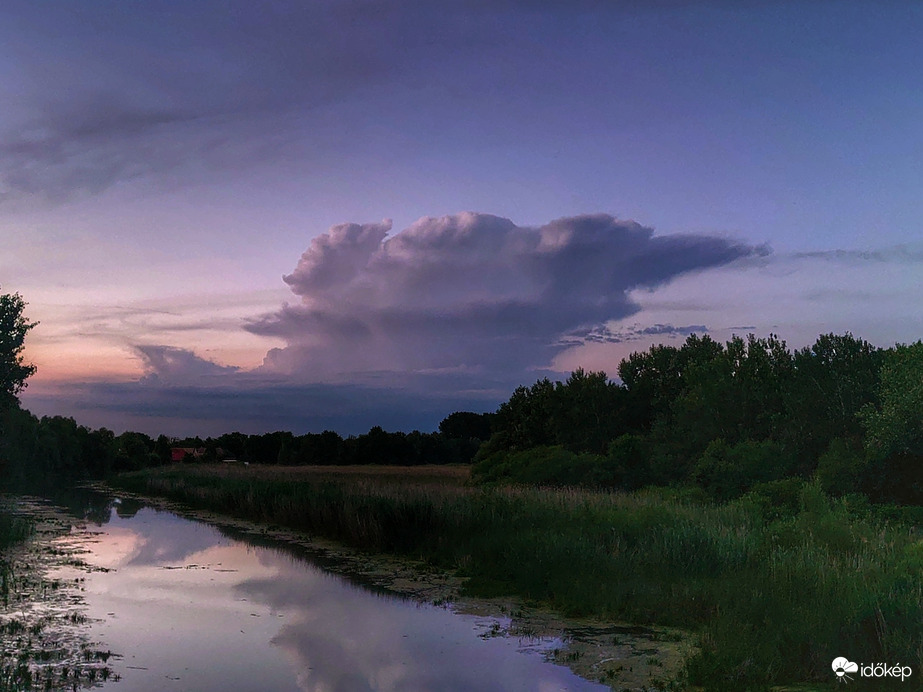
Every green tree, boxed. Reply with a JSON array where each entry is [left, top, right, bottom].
[[552, 369, 627, 454], [0, 290, 37, 406], [438, 411, 494, 441], [857, 342, 923, 502], [489, 370, 625, 455], [860, 341, 923, 459], [783, 333, 882, 468], [493, 378, 557, 451]]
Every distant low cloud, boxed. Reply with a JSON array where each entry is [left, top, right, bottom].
[[562, 322, 709, 345], [24, 377, 487, 437], [247, 212, 764, 387], [790, 245, 923, 264], [135, 345, 239, 387]]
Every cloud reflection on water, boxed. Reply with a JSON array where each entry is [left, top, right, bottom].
[[80, 505, 604, 691]]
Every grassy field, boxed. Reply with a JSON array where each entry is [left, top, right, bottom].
[[112, 464, 923, 690]]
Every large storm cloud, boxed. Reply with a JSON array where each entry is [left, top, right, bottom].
[[246, 212, 765, 386]]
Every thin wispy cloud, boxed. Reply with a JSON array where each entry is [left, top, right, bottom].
[[789, 245, 923, 264], [0, 2, 581, 203], [0, 96, 204, 202], [562, 323, 710, 345]]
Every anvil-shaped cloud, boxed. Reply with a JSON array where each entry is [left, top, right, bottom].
[[246, 212, 765, 386]]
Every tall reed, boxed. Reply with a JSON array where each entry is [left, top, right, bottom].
[[113, 466, 923, 689]]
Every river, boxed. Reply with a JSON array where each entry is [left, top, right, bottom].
[[1, 491, 636, 691]]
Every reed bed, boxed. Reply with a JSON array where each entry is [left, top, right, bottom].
[[113, 465, 923, 690]]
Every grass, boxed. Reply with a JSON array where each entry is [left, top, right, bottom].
[[0, 512, 33, 610], [112, 464, 923, 690]]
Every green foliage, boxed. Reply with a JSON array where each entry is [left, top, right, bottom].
[[0, 409, 132, 487], [815, 437, 869, 496], [0, 512, 32, 552], [438, 411, 493, 441], [189, 425, 484, 468], [605, 433, 653, 489], [471, 445, 611, 487], [857, 342, 923, 503], [861, 341, 923, 459], [492, 368, 626, 454], [483, 331, 923, 503], [656, 334, 794, 464], [691, 439, 794, 501], [784, 333, 882, 466], [735, 477, 806, 520], [0, 290, 37, 406]]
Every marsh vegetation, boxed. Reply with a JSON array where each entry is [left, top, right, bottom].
[[0, 500, 119, 691], [113, 464, 923, 689]]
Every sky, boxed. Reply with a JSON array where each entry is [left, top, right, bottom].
[[4, 0, 922, 437]]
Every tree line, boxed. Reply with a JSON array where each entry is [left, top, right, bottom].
[[2, 288, 921, 503], [0, 407, 493, 484], [474, 332, 923, 504], [164, 414, 491, 467]]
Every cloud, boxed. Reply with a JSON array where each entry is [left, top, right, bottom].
[[239, 550, 592, 692], [0, 97, 215, 202], [0, 2, 531, 202], [17, 212, 766, 435], [562, 322, 709, 345], [247, 212, 763, 386], [135, 345, 240, 386], [0, 1, 775, 203], [23, 377, 492, 437], [789, 245, 923, 264], [21, 212, 762, 436]]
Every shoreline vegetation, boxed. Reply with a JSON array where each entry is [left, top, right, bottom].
[[112, 463, 923, 691], [0, 500, 119, 691]]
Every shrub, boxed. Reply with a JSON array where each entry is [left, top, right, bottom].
[[692, 439, 794, 501], [604, 433, 653, 489], [471, 446, 609, 487], [815, 437, 869, 496]]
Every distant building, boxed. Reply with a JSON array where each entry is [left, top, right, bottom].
[[170, 447, 203, 462]]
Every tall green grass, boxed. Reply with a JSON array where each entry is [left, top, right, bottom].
[[0, 509, 32, 605], [0, 512, 31, 552], [113, 466, 923, 690]]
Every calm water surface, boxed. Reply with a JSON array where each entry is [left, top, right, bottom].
[[50, 497, 607, 692]]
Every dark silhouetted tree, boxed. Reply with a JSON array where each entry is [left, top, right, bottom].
[[0, 290, 37, 407]]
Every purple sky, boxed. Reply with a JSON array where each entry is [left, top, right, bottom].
[[5, 1, 922, 436]]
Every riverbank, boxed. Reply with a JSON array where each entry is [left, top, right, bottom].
[[111, 464, 923, 690], [0, 498, 119, 691]]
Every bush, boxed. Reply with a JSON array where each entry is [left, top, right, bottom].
[[605, 434, 653, 489], [815, 437, 869, 496], [692, 439, 794, 501], [471, 445, 609, 487], [736, 477, 806, 520]]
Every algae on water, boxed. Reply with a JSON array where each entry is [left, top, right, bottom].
[[0, 498, 119, 691]]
